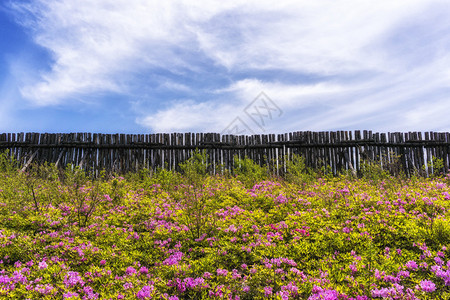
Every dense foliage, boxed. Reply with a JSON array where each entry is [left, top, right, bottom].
[[0, 153, 450, 299]]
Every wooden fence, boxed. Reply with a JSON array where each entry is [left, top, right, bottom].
[[1, 131, 449, 176]]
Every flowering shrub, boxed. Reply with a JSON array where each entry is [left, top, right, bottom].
[[0, 165, 450, 299]]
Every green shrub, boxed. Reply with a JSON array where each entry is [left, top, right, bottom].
[[152, 167, 181, 192], [284, 154, 316, 184], [178, 150, 217, 240], [180, 149, 210, 182], [0, 150, 19, 173], [426, 156, 445, 178], [233, 156, 268, 188]]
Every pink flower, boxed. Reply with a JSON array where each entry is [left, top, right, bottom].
[[63, 292, 79, 299], [123, 282, 133, 290], [38, 261, 48, 270], [397, 270, 410, 278], [83, 286, 99, 299], [125, 267, 137, 276], [264, 286, 273, 296], [434, 256, 444, 265], [405, 260, 418, 270], [278, 290, 289, 300], [228, 225, 238, 233], [217, 269, 228, 276], [310, 286, 339, 299], [374, 269, 384, 280], [232, 269, 241, 279], [64, 271, 84, 288], [420, 280, 436, 292], [163, 251, 183, 266], [136, 285, 154, 299], [276, 194, 288, 204]]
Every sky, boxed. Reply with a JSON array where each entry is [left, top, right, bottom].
[[1, 0, 450, 135]]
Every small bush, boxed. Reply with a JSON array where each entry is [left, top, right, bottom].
[[0, 150, 19, 173], [426, 156, 445, 178], [178, 150, 217, 240], [284, 154, 316, 184], [233, 156, 268, 187]]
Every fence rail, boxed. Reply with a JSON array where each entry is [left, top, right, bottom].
[[1, 131, 449, 176]]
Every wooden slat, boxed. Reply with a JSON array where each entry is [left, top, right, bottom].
[[2, 131, 450, 177], [445, 133, 450, 172]]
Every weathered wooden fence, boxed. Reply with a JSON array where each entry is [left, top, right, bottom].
[[1, 131, 449, 176]]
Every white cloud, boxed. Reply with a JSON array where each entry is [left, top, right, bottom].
[[141, 50, 450, 133], [193, 1, 424, 73], [219, 79, 355, 107], [159, 81, 192, 93], [8, 0, 450, 132], [137, 100, 237, 132], [136, 78, 357, 133]]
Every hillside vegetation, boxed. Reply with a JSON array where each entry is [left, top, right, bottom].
[[0, 152, 449, 299]]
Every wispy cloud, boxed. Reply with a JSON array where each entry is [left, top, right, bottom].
[[137, 100, 236, 132], [7, 0, 450, 132]]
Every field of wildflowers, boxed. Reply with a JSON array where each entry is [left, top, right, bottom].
[[0, 153, 450, 299]]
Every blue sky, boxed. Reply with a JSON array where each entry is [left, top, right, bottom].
[[1, 0, 450, 134]]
